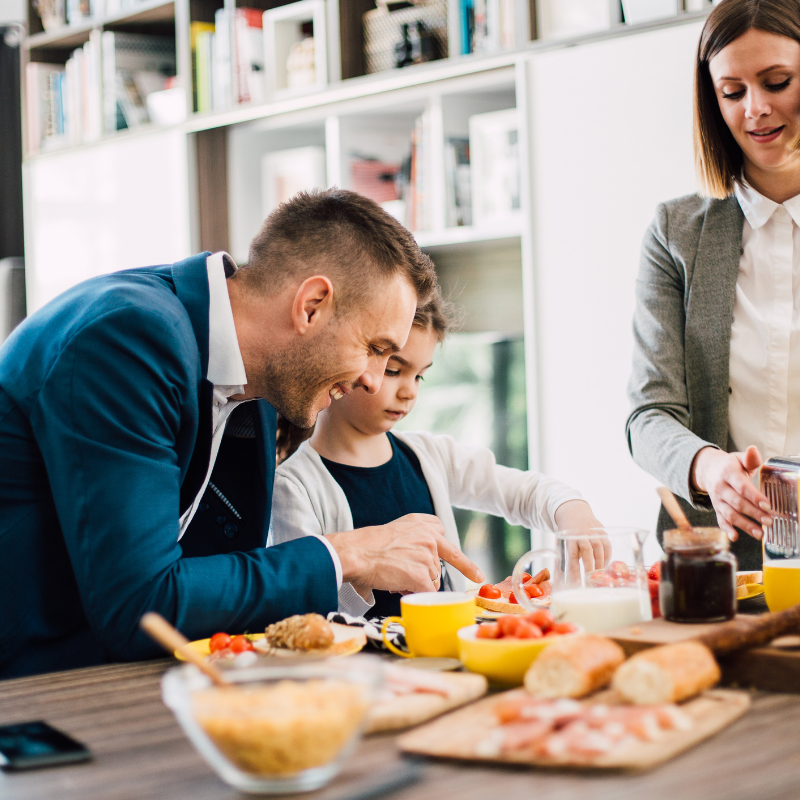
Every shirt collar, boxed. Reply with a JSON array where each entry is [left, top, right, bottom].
[[206, 251, 247, 391], [735, 180, 780, 229], [735, 179, 800, 228]]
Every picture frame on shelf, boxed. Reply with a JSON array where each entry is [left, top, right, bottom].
[[536, 0, 620, 40], [468, 107, 521, 230], [263, 0, 327, 99], [261, 145, 327, 219], [621, 0, 681, 25]]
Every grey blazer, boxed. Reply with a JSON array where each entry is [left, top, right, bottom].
[[626, 192, 761, 569]]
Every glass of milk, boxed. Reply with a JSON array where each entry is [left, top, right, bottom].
[[512, 528, 652, 634]]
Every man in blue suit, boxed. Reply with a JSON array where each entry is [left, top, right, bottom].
[[0, 189, 482, 678]]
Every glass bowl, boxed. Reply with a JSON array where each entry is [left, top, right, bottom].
[[161, 656, 381, 794]]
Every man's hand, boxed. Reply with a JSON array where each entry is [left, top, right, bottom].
[[326, 514, 484, 598], [554, 500, 610, 581], [691, 445, 772, 541]]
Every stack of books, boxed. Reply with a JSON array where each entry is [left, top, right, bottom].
[[191, 7, 265, 114], [459, 0, 520, 55], [26, 32, 175, 152]]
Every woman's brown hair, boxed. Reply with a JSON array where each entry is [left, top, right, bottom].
[[694, 0, 800, 198], [276, 286, 458, 464]]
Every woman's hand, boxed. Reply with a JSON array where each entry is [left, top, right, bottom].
[[691, 446, 772, 540], [554, 500, 611, 578]]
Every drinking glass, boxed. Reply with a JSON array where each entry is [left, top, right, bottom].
[[512, 527, 651, 633], [763, 520, 800, 612]]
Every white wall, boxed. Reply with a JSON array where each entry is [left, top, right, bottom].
[[0, 0, 26, 24], [528, 21, 703, 552], [25, 130, 192, 312]]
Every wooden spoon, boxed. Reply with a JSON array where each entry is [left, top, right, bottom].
[[140, 612, 227, 686], [657, 486, 693, 531]]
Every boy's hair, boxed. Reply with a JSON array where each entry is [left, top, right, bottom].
[[241, 188, 437, 314], [694, 0, 800, 197], [276, 284, 457, 464]]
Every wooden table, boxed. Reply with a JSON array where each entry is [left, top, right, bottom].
[[1, 659, 800, 800]]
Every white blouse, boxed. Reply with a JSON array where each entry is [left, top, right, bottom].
[[729, 182, 800, 459]]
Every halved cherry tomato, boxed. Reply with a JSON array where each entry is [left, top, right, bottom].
[[525, 610, 555, 632], [508, 592, 520, 604], [551, 622, 579, 635], [520, 572, 532, 583], [513, 621, 543, 639], [476, 622, 502, 639], [229, 635, 254, 654], [608, 561, 630, 579], [478, 583, 502, 599], [525, 583, 544, 599], [209, 632, 232, 653]]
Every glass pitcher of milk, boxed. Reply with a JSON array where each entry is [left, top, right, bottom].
[[512, 528, 652, 633]]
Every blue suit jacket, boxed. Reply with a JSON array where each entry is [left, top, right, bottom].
[[0, 253, 337, 679]]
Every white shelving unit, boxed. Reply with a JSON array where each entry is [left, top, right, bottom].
[[20, 4, 712, 541]]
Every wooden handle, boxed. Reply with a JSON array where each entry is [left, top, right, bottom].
[[695, 605, 800, 656], [140, 612, 227, 686], [657, 487, 692, 531]]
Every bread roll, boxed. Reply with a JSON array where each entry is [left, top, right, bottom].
[[612, 641, 720, 705], [524, 635, 625, 699]]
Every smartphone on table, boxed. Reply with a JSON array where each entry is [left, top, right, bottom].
[[0, 721, 91, 770]]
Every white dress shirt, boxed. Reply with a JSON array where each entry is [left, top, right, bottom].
[[729, 182, 800, 459], [176, 252, 343, 589]]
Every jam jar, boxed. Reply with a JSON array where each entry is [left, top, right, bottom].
[[659, 528, 737, 623]]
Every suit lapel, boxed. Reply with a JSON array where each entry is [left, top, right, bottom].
[[685, 196, 743, 448], [253, 399, 278, 540], [169, 252, 214, 510]]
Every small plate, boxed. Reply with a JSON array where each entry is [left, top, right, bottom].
[[737, 583, 765, 601]]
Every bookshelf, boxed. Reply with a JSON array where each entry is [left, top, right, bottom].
[[20, 2, 713, 542]]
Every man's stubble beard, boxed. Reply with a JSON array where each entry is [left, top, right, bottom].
[[248, 329, 343, 429]]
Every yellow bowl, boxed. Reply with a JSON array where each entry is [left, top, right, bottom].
[[457, 624, 581, 687]]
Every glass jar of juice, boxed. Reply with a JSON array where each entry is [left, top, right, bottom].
[[659, 528, 737, 623]]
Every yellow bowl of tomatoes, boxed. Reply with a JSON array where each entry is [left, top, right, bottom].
[[457, 611, 581, 687]]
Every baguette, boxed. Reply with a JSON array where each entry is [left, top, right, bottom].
[[524, 635, 625, 699], [612, 641, 720, 705]]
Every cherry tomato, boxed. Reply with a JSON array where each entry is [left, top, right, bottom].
[[648, 562, 661, 582], [551, 622, 579, 635], [209, 632, 232, 653], [498, 615, 523, 637], [229, 635, 254, 654], [520, 573, 532, 583], [513, 621, 543, 639], [608, 561, 630, 579], [508, 592, 520, 604], [525, 610, 555, 632], [478, 583, 502, 599], [476, 622, 501, 639], [525, 583, 544, 599]]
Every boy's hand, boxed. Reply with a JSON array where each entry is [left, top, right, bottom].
[[327, 514, 484, 598]]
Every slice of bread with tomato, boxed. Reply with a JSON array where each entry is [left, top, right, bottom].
[[472, 569, 552, 614]]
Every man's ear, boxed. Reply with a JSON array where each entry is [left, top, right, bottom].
[[291, 276, 335, 334]]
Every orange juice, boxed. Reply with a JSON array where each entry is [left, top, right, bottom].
[[763, 561, 800, 612]]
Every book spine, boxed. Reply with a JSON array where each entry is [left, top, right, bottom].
[[213, 8, 232, 111], [102, 31, 117, 133]]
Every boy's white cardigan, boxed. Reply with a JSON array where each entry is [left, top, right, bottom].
[[268, 431, 583, 616]]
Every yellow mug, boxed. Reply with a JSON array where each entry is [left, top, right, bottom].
[[381, 592, 476, 658]]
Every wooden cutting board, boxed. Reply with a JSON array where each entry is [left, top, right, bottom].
[[398, 688, 750, 771], [606, 616, 800, 693]]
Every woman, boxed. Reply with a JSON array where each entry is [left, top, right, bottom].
[[627, 0, 800, 570]]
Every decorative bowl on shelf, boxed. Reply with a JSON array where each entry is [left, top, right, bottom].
[[161, 657, 380, 794]]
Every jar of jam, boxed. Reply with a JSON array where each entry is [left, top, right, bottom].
[[659, 528, 737, 623]]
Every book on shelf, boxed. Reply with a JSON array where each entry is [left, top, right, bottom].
[[444, 137, 472, 227], [190, 21, 215, 113], [213, 7, 233, 111], [26, 63, 66, 153], [66, 0, 94, 25], [407, 107, 434, 232], [101, 32, 176, 133], [233, 8, 264, 105]]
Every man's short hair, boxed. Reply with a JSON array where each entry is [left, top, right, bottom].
[[241, 188, 437, 314]]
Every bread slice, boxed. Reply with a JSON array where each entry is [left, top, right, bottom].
[[524, 635, 625, 699], [612, 642, 720, 705], [473, 595, 529, 614], [736, 571, 762, 586], [325, 622, 368, 655]]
